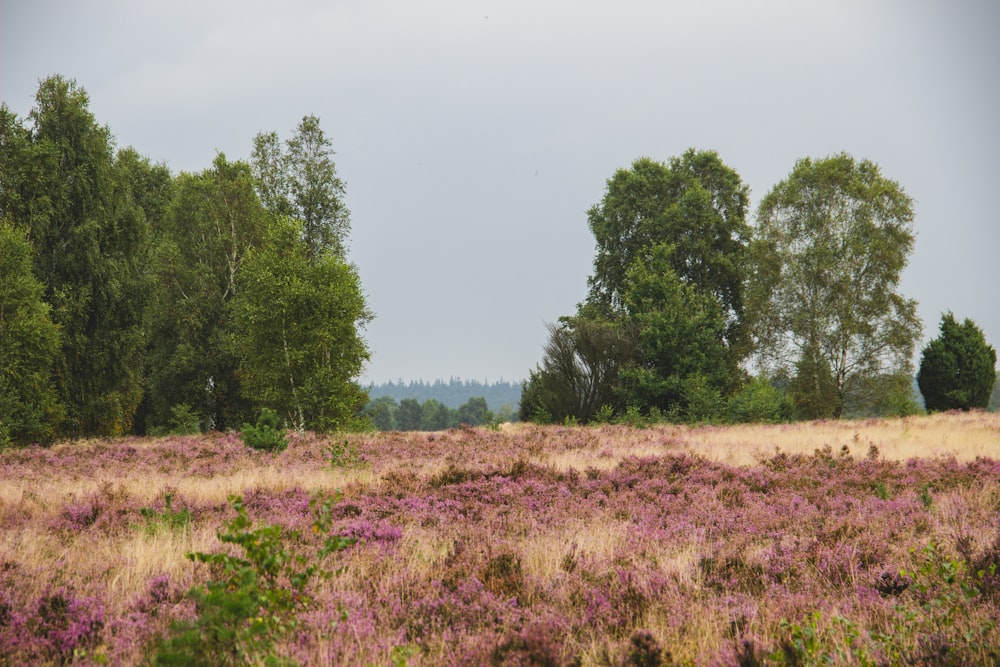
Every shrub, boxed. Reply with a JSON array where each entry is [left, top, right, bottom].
[[727, 377, 792, 423], [241, 408, 288, 452], [154, 493, 355, 666], [918, 312, 997, 411]]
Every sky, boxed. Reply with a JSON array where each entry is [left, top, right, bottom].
[[2, 0, 998, 385]]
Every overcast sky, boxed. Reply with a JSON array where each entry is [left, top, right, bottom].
[[2, 0, 997, 385]]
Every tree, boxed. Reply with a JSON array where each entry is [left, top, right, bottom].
[[5, 76, 153, 436], [748, 153, 921, 418], [585, 149, 750, 360], [0, 221, 63, 445], [455, 396, 491, 426], [522, 317, 632, 423], [251, 115, 350, 258], [397, 398, 423, 431], [420, 399, 452, 431], [618, 243, 732, 418], [228, 216, 371, 431], [917, 313, 997, 411], [145, 154, 267, 431], [363, 396, 398, 431]]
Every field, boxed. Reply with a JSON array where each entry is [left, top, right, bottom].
[[1, 412, 999, 665]]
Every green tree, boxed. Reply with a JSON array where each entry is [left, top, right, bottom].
[[619, 243, 732, 418], [585, 149, 750, 361], [455, 396, 491, 426], [396, 398, 423, 431], [420, 399, 452, 431], [917, 313, 997, 411], [523, 317, 632, 423], [364, 396, 398, 431], [6, 76, 153, 436], [748, 153, 922, 418], [145, 155, 267, 431], [0, 222, 63, 445], [252, 115, 350, 258], [228, 216, 371, 431]]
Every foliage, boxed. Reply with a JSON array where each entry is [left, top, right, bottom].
[[324, 439, 361, 468], [585, 150, 750, 335], [917, 312, 997, 411], [748, 153, 922, 418], [0, 221, 63, 446], [252, 115, 350, 258], [154, 494, 355, 666], [228, 216, 371, 432], [139, 493, 191, 535], [618, 243, 734, 417], [726, 377, 792, 424], [144, 154, 266, 433], [241, 408, 288, 453], [522, 317, 632, 423], [1, 76, 154, 437]]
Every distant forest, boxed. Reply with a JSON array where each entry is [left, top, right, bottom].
[[367, 379, 523, 412]]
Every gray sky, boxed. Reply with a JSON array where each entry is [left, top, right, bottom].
[[2, 0, 998, 385]]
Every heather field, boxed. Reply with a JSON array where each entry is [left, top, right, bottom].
[[2, 412, 999, 665]]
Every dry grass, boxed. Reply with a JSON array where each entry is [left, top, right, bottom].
[[2, 411, 998, 664]]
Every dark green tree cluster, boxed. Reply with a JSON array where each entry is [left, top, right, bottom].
[[522, 151, 928, 424], [917, 313, 996, 412], [363, 395, 503, 431], [522, 150, 758, 424], [0, 76, 370, 445]]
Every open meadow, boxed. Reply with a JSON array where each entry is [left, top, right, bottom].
[[1, 411, 999, 665]]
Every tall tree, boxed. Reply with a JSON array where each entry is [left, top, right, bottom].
[[748, 154, 921, 418], [0, 221, 63, 445], [228, 216, 371, 431], [917, 313, 996, 411], [6, 76, 153, 435], [145, 155, 267, 431], [585, 150, 749, 330], [619, 243, 732, 417], [252, 115, 350, 258]]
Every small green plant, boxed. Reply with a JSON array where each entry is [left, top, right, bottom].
[[873, 480, 890, 500], [139, 493, 191, 535], [324, 438, 360, 468], [168, 403, 202, 435], [485, 412, 504, 431], [154, 493, 355, 666], [592, 404, 615, 424], [616, 405, 647, 428], [918, 483, 934, 509], [241, 408, 288, 452]]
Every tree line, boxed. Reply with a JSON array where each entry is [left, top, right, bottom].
[[520, 150, 996, 424], [367, 378, 522, 411], [2, 77, 995, 445], [0, 76, 370, 445], [363, 395, 507, 432]]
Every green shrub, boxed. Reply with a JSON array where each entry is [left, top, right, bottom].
[[727, 377, 792, 424], [241, 408, 287, 452], [154, 493, 355, 666], [139, 493, 191, 535]]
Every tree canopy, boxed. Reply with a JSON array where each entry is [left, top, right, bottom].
[[747, 154, 922, 419], [0, 76, 372, 443]]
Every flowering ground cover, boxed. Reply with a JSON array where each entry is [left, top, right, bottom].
[[1, 412, 998, 665]]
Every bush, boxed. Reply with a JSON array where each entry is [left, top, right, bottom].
[[241, 408, 288, 452], [727, 377, 792, 424], [154, 493, 355, 666], [918, 312, 997, 411]]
